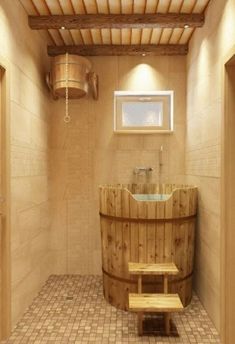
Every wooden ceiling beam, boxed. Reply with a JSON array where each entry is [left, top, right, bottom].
[[29, 13, 204, 30], [47, 44, 188, 56]]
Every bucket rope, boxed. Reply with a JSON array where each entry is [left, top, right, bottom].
[[64, 52, 71, 123]]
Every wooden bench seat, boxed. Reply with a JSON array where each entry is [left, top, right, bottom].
[[129, 293, 183, 312], [128, 262, 179, 275]]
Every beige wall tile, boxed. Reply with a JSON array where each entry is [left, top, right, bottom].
[[0, 0, 52, 327], [185, 0, 235, 331]]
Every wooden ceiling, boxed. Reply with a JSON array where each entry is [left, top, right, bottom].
[[19, 0, 211, 56]]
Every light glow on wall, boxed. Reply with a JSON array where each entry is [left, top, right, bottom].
[[123, 63, 162, 90]]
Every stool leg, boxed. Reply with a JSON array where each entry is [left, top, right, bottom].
[[164, 312, 171, 335], [138, 312, 143, 336], [137, 275, 143, 336]]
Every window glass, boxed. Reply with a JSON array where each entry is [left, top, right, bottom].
[[114, 91, 174, 133]]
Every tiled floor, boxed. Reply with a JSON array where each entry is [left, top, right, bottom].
[[2, 275, 220, 343]]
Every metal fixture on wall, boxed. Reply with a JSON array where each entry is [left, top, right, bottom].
[[133, 166, 153, 183]]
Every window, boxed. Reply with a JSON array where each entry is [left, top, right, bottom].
[[114, 90, 173, 133]]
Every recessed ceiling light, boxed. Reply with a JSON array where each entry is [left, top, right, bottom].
[[61, 26, 65, 30], [184, 24, 189, 29], [142, 53, 146, 56]]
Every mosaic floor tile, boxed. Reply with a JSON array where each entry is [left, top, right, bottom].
[[1, 275, 221, 343]]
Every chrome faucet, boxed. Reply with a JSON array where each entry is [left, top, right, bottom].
[[134, 167, 153, 175]]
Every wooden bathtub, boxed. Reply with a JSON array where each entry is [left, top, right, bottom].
[[99, 184, 197, 310]]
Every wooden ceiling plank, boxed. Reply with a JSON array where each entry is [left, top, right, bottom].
[[70, 30, 83, 44], [20, 0, 38, 15], [169, 0, 184, 13], [141, 28, 152, 44], [83, 0, 98, 14], [145, 0, 159, 13], [108, 0, 121, 13], [143, 0, 148, 13], [131, 28, 142, 45], [178, 27, 194, 44], [150, 28, 162, 44], [156, 0, 171, 13], [166, 0, 173, 13], [178, 0, 184, 13], [181, 0, 197, 13], [96, 0, 109, 13], [159, 28, 173, 44], [121, 29, 131, 45], [94, 0, 99, 13], [32, 0, 49, 15], [101, 28, 111, 44], [130, 28, 133, 45], [175, 25, 185, 44], [185, 27, 196, 43], [70, 0, 86, 13], [119, 0, 122, 14], [166, 28, 174, 44], [193, 0, 210, 13], [48, 44, 189, 56], [111, 29, 121, 45], [121, 0, 133, 14], [91, 29, 102, 44], [80, 29, 93, 44], [133, 0, 146, 14], [29, 13, 205, 29], [59, 0, 74, 13], [58, 29, 74, 44], [46, 31, 57, 45], [48, 29, 64, 45], [169, 28, 183, 44], [45, 0, 61, 13], [157, 28, 164, 44]]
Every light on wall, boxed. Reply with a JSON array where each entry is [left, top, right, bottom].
[[125, 63, 160, 90]]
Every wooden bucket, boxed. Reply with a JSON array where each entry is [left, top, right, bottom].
[[50, 54, 92, 99]]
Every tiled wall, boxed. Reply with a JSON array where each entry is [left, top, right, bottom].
[[50, 56, 186, 274], [185, 0, 235, 331], [0, 0, 52, 325]]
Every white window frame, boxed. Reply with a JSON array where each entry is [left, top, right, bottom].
[[113, 90, 174, 134]]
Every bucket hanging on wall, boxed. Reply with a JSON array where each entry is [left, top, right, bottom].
[[46, 54, 98, 100]]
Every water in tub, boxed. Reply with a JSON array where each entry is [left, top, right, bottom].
[[133, 194, 170, 201]]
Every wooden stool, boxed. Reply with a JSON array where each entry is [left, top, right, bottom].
[[128, 262, 183, 336]]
